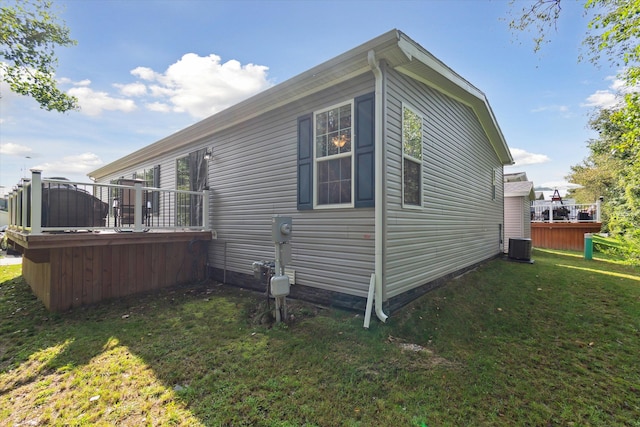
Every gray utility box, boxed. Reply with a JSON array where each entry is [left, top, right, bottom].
[[272, 216, 292, 243], [270, 274, 290, 297]]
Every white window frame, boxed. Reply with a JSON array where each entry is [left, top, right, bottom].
[[401, 103, 424, 209], [313, 100, 355, 209]]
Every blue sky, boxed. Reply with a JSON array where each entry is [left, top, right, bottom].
[[0, 0, 624, 197]]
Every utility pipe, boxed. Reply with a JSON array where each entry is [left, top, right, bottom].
[[363, 273, 376, 328], [368, 50, 388, 323]]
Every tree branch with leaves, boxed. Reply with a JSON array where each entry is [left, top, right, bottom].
[[0, 0, 78, 112]]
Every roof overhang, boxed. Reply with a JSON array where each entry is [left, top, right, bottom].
[[89, 29, 513, 180], [390, 32, 513, 166], [505, 181, 535, 199]]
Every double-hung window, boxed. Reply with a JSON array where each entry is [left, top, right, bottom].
[[298, 93, 374, 210], [402, 104, 423, 207], [314, 102, 353, 207]]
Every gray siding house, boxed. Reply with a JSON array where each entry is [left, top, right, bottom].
[[89, 30, 514, 320]]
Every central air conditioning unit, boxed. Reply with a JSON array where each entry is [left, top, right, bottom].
[[508, 238, 533, 263]]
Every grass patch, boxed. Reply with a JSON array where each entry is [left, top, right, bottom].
[[592, 234, 640, 266], [1, 249, 639, 426]]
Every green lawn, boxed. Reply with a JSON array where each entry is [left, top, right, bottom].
[[1, 249, 639, 426]]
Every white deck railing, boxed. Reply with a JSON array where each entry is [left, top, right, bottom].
[[6, 170, 210, 234], [531, 200, 601, 223]]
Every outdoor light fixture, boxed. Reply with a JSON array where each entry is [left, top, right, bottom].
[[204, 148, 213, 160]]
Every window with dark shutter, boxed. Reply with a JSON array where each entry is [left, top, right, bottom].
[[297, 92, 376, 210], [354, 92, 375, 207]]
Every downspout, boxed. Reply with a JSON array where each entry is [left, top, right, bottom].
[[368, 50, 388, 324]]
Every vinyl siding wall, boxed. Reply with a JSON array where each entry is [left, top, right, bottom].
[[210, 73, 376, 297], [96, 74, 376, 298], [383, 68, 504, 299]]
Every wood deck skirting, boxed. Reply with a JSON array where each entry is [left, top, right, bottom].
[[8, 230, 213, 311], [531, 222, 602, 251]]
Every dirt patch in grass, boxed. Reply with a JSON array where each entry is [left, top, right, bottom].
[[246, 295, 324, 326], [388, 335, 457, 369]]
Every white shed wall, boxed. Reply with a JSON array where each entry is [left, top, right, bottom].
[[504, 195, 531, 253]]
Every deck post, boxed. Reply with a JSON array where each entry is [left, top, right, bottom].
[[30, 170, 43, 235], [20, 182, 28, 231], [8, 190, 15, 228], [596, 198, 601, 223], [133, 182, 144, 232]]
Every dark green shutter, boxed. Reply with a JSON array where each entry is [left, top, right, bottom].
[[354, 92, 375, 208], [297, 113, 313, 210]]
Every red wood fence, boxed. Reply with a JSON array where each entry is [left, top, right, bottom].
[[531, 222, 602, 251]]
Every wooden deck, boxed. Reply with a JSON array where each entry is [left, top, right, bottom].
[[7, 230, 213, 311], [531, 222, 602, 251]]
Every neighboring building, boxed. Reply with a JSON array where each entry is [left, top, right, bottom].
[[89, 30, 513, 318], [504, 173, 535, 253]]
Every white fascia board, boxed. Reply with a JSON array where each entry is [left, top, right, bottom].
[[396, 35, 514, 166]]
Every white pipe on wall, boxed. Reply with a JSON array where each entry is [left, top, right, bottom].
[[363, 273, 376, 328], [368, 50, 388, 323]]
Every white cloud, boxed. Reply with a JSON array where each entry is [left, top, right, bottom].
[[68, 86, 137, 116], [59, 77, 91, 87], [33, 152, 103, 177], [536, 181, 583, 197], [531, 105, 569, 114], [131, 53, 272, 118], [148, 84, 174, 98], [509, 148, 551, 166], [114, 82, 147, 97], [582, 90, 619, 109], [582, 75, 639, 109], [0, 142, 33, 157], [145, 102, 172, 113], [538, 180, 582, 189], [131, 66, 159, 81], [3, 53, 271, 119]]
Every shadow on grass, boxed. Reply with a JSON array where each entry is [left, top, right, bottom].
[[0, 269, 270, 424], [1, 268, 403, 425]]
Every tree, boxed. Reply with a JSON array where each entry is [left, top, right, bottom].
[[584, 0, 640, 83], [0, 0, 77, 112], [510, 0, 640, 245], [508, 0, 640, 75], [507, 0, 563, 53]]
